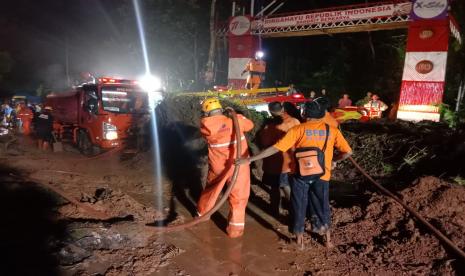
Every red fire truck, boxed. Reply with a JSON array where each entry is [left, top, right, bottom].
[[45, 77, 150, 155]]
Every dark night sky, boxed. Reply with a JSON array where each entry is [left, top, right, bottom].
[[0, 0, 376, 92], [1, 0, 143, 92]]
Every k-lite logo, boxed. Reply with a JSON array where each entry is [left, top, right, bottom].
[[413, 0, 448, 19], [414, 1, 447, 9]]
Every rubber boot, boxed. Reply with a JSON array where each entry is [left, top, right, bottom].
[[227, 225, 244, 238]]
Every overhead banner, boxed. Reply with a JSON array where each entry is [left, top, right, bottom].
[[402, 51, 447, 82], [252, 2, 412, 29]]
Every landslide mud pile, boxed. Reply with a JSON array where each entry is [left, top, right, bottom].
[[155, 95, 465, 186], [330, 176, 465, 274], [334, 120, 465, 184]]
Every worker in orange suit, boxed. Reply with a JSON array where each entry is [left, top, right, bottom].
[[242, 51, 266, 90], [259, 101, 300, 217], [197, 98, 254, 238], [16, 103, 33, 135]]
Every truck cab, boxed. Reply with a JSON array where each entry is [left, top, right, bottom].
[[47, 77, 150, 155]]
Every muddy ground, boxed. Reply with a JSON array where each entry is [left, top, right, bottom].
[[1, 98, 465, 275]]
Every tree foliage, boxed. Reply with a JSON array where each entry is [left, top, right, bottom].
[[0, 51, 13, 83], [126, 0, 211, 91]]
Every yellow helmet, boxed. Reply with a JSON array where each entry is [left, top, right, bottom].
[[201, 98, 222, 113]]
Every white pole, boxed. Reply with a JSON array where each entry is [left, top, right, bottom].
[[65, 38, 71, 87], [256, 0, 276, 17], [232, 1, 236, 17], [251, 0, 255, 16], [457, 80, 464, 112], [268, 2, 284, 16]]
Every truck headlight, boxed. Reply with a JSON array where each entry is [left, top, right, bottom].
[[103, 122, 118, 140]]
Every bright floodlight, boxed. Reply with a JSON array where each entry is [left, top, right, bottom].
[[139, 74, 161, 92], [256, 51, 264, 59]]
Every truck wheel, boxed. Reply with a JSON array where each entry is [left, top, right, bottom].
[[92, 145, 101, 155], [77, 131, 94, 156]]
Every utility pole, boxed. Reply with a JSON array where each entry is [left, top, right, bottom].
[[205, 0, 217, 86], [65, 37, 71, 87], [250, 0, 255, 16], [457, 80, 464, 112]]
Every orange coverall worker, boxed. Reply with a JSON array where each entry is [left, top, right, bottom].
[[259, 113, 300, 215], [17, 105, 33, 135], [197, 113, 254, 238], [260, 113, 300, 174], [243, 59, 266, 89]]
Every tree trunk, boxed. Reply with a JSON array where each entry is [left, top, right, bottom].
[[193, 31, 199, 83], [365, 0, 376, 62], [205, 0, 217, 86]]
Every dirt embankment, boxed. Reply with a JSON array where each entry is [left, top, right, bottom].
[[328, 176, 465, 274], [329, 120, 465, 191], [157, 95, 465, 185]]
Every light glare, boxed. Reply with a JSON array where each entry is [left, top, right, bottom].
[[139, 74, 162, 92]]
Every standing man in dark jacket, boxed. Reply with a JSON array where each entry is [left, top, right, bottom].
[[36, 106, 54, 150]]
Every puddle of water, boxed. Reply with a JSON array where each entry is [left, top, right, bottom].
[[154, 202, 295, 275]]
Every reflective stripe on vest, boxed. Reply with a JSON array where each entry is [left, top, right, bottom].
[[209, 135, 246, 148], [228, 222, 245, 226]]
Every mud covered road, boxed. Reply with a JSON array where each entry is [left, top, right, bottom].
[[1, 133, 464, 275]]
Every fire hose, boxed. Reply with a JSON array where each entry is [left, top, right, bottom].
[[147, 107, 242, 232], [349, 156, 465, 260]]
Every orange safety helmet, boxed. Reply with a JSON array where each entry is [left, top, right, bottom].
[[201, 98, 222, 113]]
